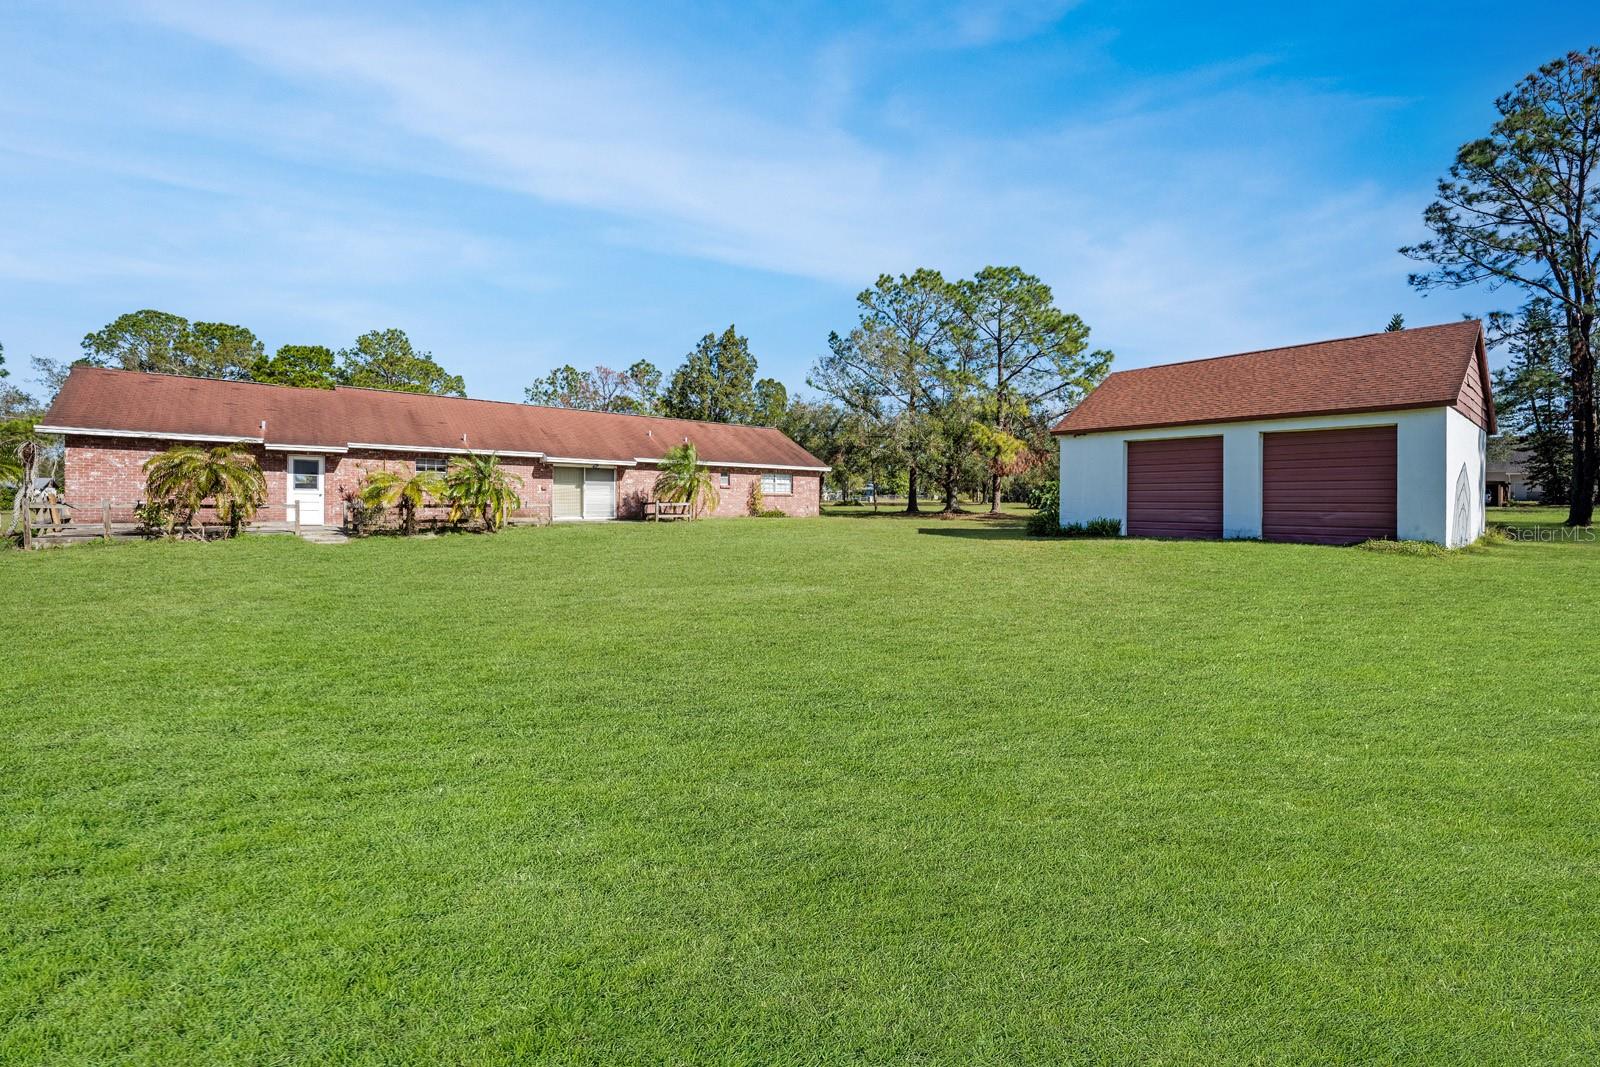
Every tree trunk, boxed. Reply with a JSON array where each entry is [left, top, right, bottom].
[[989, 472, 1001, 513], [905, 463, 919, 514], [1566, 317, 1596, 526], [942, 463, 958, 511]]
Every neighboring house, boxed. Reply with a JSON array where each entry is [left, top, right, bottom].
[[1486, 448, 1543, 505], [1051, 321, 1494, 547], [39, 367, 828, 525]]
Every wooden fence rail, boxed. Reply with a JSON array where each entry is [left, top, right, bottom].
[[15, 498, 309, 549], [17, 496, 558, 549]]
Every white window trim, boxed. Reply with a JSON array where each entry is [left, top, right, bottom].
[[761, 473, 794, 496]]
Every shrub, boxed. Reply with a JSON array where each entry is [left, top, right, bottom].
[[746, 480, 788, 517], [1025, 484, 1119, 538], [1026, 481, 1061, 536], [1030, 507, 1121, 539], [133, 498, 177, 539], [341, 487, 385, 537]]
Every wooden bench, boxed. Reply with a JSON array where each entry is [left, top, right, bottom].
[[646, 500, 692, 521]]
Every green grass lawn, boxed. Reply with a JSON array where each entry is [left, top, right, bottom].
[[3, 512, 1597, 1064]]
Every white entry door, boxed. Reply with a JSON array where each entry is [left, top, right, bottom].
[[288, 455, 325, 526]]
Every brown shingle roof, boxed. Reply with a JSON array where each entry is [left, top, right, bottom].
[[41, 367, 829, 469], [1052, 321, 1493, 435]]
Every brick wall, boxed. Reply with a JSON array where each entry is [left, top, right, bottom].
[[62, 436, 293, 524], [617, 466, 820, 518], [325, 451, 554, 526], [63, 437, 817, 525]]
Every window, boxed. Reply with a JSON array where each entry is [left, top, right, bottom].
[[417, 455, 448, 473], [291, 458, 319, 490], [761, 473, 792, 496], [718, 472, 731, 488]]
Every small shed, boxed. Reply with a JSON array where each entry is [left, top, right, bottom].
[[1051, 322, 1494, 547]]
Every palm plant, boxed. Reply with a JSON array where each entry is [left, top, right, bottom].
[[652, 441, 719, 517], [142, 443, 266, 537], [443, 452, 523, 531], [357, 465, 444, 535]]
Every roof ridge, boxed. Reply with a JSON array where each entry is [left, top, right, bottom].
[[76, 364, 322, 392], [1105, 320, 1481, 377], [360, 387, 786, 432], [73, 364, 785, 433]]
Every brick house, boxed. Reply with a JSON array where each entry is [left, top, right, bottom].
[[40, 367, 828, 525]]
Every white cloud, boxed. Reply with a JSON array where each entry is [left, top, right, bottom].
[[125, 0, 964, 283], [6, 0, 1458, 386]]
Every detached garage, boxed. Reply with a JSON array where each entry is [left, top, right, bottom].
[[1052, 322, 1495, 547]]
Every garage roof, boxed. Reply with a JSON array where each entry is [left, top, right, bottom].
[[1053, 321, 1493, 435], [40, 366, 830, 470]]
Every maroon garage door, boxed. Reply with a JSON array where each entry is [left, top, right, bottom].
[[1262, 426, 1397, 545], [1126, 437, 1223, 539]]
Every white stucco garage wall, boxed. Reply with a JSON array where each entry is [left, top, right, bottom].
[[1057, 406, 1473, 545], [1444, 406, 1487, 547]]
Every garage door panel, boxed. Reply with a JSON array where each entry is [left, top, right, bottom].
[[1126, 436, 1223, 539], [1262, 427, 1396, 545], [1127, 493, 1225, 505], [1127, 482, 1225, 496], [552, 466, 583, 520], [1264, 457, 1396, 470], [1128, 474, 1223, 488], [1127, 474, 1218, 482], [582, 467, 616, 520], [1265, 487, 1395, 503]]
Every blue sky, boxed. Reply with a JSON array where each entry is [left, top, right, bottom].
[[3, 1, 1595, 402]]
